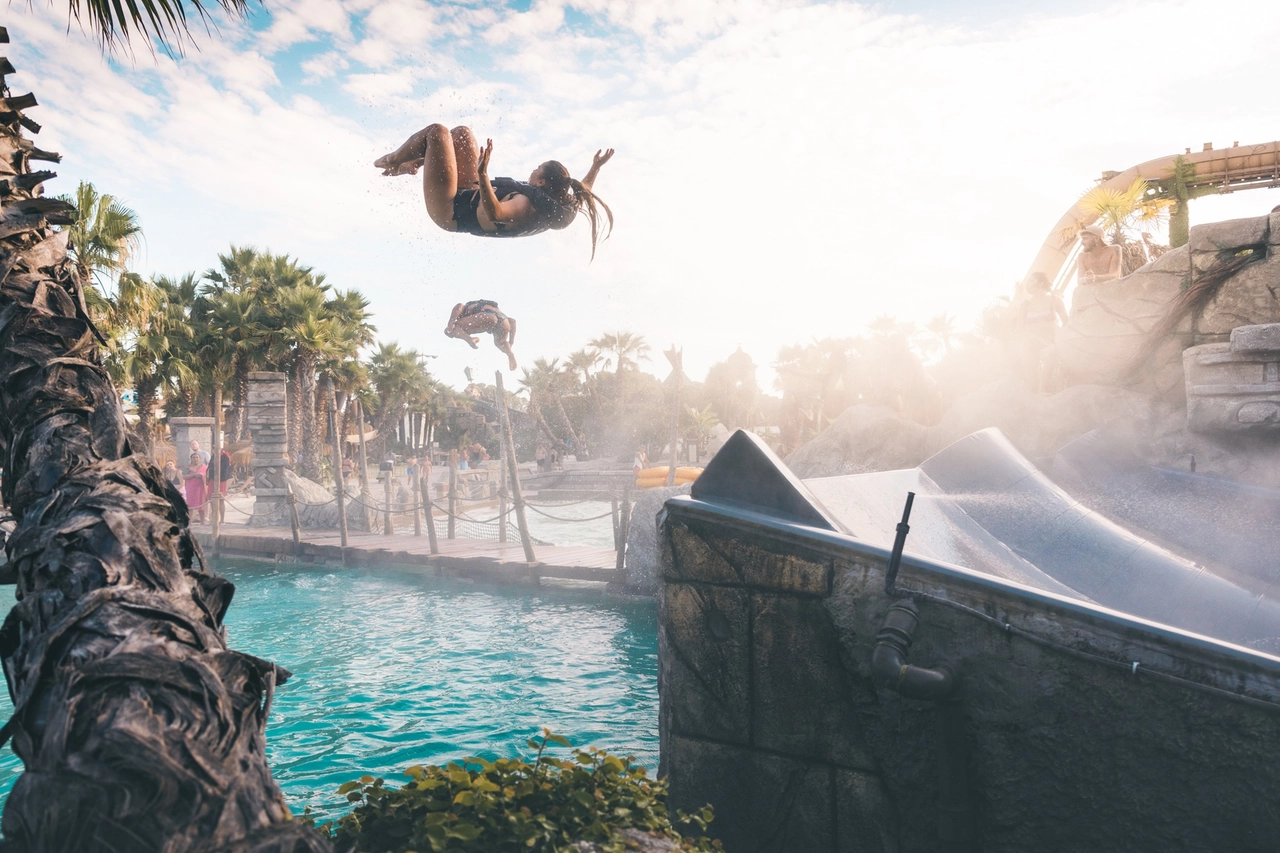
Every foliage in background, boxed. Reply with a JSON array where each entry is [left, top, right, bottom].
[[1075, 177, 1174, 274], [316, 731, 720, 853]]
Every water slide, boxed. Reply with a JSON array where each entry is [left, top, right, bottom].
[[1026, 140, 1280, 291], [803, 428, 1280, 652]]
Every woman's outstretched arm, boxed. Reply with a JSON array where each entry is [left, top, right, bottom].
[[477, 139, 533, 227], [581, 148, 614, 190]]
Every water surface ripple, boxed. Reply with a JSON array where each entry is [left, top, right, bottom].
[[0, 560, 659, 819]]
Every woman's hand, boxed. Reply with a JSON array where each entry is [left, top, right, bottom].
[[478, 139, 494, 180], [582, 148, 614, 189]]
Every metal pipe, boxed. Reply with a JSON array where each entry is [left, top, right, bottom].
[[884, 491, 915, 598], [872, 599, 955, 700], [871, 599, 971, 852]]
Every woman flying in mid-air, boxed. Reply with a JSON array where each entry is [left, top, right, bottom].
[[375, 124, 614, 258]]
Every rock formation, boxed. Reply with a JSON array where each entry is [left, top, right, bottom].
[[791, 208, 1280, 490]]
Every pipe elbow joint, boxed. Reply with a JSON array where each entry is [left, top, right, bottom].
[[872, 600, 957, 701]]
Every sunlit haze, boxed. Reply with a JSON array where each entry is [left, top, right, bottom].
[[13, 0, 1280, 389]]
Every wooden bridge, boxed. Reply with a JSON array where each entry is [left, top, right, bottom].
[[194, 525, 621, 586]]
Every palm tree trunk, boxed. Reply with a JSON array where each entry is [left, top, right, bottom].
[[134, 372, 159, 453], [297, 352, 322, 481], [0, 45, 327, 852], [287, 362, 301, 469], [231, 352, 250, 442], [552, 393, 581, 448], [529, 396, 560, 445]]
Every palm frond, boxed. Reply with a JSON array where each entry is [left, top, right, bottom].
[[66, 0, 259, 54]]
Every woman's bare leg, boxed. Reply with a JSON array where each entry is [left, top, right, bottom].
[[419, 125, 459, 230], [451, 127, 480, 189], [495, 318, 517, 370], [374, 126, 436, 173], [444, 302, 465, 336]]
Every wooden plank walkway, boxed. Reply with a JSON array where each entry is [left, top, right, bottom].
[[193, 524, 621, 586]]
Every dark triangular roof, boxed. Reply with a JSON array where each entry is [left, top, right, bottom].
[[691, 429, 839, 530]]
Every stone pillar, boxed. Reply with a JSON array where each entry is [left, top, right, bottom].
[[246, 372, 289, 525], [169, 417, 214, 465]]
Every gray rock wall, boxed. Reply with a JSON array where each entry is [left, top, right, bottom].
[[622, 484, 691, 594], [1058, 210, 1280, 394], [658, 509, 1280, 853]]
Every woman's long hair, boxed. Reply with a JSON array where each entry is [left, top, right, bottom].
[[541, 160, 613, 260]]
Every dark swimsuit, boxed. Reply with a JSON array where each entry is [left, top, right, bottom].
[[452, 177, 576, 237], [460, 300, 509, 342]]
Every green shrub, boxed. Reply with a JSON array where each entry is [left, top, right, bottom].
[[314, 730, 721, 853]]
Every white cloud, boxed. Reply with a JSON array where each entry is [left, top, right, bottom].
[[11, 0, 1280, 392]]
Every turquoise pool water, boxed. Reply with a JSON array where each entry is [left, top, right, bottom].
[[0, 560, 659, 819]]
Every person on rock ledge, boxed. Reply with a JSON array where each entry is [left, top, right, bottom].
[[1076, 225, 1122, 285], [445, 299, 519, 371], [375, 124, 614, 259]]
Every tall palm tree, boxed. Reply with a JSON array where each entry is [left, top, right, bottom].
[[59, 179, 142, 298], [106, 272, 195, 451], [0, 30, 324, 853], [589, 331, 650, 375], [275, 282, 339, 481], [519, 357, 569, 446], [368, 342, 430, 459]]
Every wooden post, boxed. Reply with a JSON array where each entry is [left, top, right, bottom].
[[412, 464, 422, 537], [421, 475, 439, 555], [447, 450, 458, 540], [498, 460, 509, 543], [285, 481, 301, 550], [355, 399, 370, 491], [667, 378, 680, 487], [495, 371, 537, 563], [664, 347, 683, 487], [211, 387, 222, 556], [495, 385, 508, 543], [616, 487, 631, 573], [328, 392, 348, 548], [383, 463, 394, 536], [355, 398, 371, 532]]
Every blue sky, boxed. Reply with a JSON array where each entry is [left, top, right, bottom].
[[11, 0, 1280, 391]]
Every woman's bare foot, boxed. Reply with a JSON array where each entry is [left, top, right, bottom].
[[507, 352, 518, 371], [376, 156, 424, 177]]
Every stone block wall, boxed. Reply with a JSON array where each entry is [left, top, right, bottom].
[[169, 417, 214, 463], [1183, 322, 1280, 432], [246, 372, 289, 525], [658, 505, 1280, 853], [659, 515, 895, 853]]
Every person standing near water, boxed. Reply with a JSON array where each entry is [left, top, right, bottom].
[[1017, 273, 1069, 392], [184, 452, 208, 524], [375, 125, 614, 258]]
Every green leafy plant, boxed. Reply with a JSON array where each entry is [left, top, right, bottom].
[[315, 730, 721, 853]]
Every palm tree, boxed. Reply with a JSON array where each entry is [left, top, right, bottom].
[[368, 342, 431, 459], [105, 272, 195, 451], [67, 0, 258, 51], [565, 347, 601, 386], [923, 313, 957, 360], [0, 30, 324, 853], [519, 357, 569, 446], [59, 179, 142, 298], [588, 331, 650, 375], [1076, 177, 1175, 274], [275, 282, 340, 481]]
